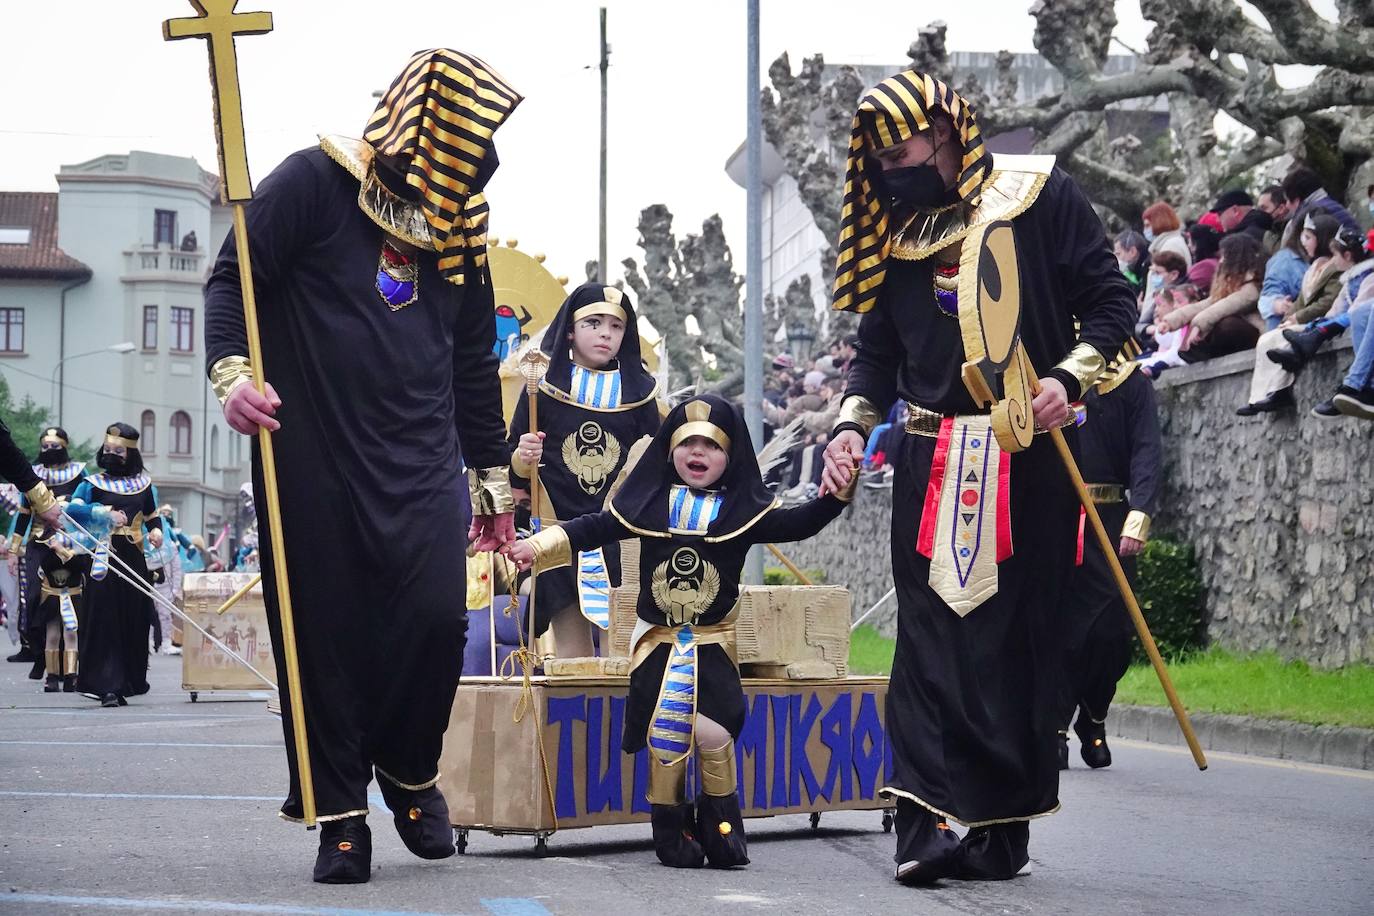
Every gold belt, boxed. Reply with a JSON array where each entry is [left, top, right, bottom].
[[631, 617, 739, 671], [904, 402, 1083, 438], [1084, 484, 1124, 504], [113, 525, 144, 545], [41, 583, 82, 600]]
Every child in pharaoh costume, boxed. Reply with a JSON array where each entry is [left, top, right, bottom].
[[507, 395, 854, 868], [508, 282, 661, 656]]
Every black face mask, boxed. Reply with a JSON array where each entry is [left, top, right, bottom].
[[39, 447, 69, 467], [871, 137, 954, 210], [97, 451, 127, 474]]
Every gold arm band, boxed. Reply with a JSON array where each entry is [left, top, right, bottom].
[[510, 447, 538, 479], [24, 483, 57, 516], [670, 421, 731, 453], [1121, 510, 1151, 542], [834, 395, 883, 438], [646, 755, 688, 806], [1051, 342, 1108, 396], [572, 302, 628, 323], [9, 534, 21, 553], [467, 466, 515, 516], [526, 525, 572, 572], [210, 356, 255, 405], [697, 741, 738, 797], [1084, 484, 1124, 504]]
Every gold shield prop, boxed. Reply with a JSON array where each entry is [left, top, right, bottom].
[[957, 220, 1034, 453]]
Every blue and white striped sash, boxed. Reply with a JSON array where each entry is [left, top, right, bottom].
[[59, 593, 78, 633], [35, 462, 85, 487], [568, 365, 622, 409], [576, 547, 612, 630], [667, 485, 722, 535], [648, 626, 697, 765], [84, 472, 151, 495]]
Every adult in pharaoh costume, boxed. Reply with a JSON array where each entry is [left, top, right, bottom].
[[508, 282, 661, 655], [820, 71, 1135, 882], [11, 427, 88, 688], [204, 50, 520, 883], [68, 423, 164, 708], [1059, 346, 1162, 770], [0, 420, 63, 668], [510, 396, 853, 868]]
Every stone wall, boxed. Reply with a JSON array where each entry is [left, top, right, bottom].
[[775, 339, 1374, 666]]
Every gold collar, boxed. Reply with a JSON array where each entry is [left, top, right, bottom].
[[890, 154, 1055, 262], [319, 135, 435, 250]]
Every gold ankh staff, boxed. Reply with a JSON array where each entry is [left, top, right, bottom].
[[163, 1, 319, 824]]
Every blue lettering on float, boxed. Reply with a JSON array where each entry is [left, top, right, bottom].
[[852, 691, 884, 798], [736, 694, 770, 808], [788, 693, 823, 807], [546, 695, 586, 820], [769, 694, 790, 808], [586, 695, 624, 813], [818, 691, 853, 803]]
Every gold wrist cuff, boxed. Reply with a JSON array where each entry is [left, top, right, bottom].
[[210, 356, 255, 405], [24, 483, 57, 517], [467, 466, 515, 516], [527, 525, 571, 572], [511, 448, 537, 479], [697, 742, 738, 797], [1121, 510, 1151, 543], [1052, 342, 1107, 396], [834, 395, 882, 439], [646, 755, 688, 805]]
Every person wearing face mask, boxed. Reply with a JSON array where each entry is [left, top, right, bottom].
[[507, 282, 661, 658], [65, 424, 163, 708], [1, 426, 67, 674], [820, 70, 1135, 884], [1113, 230, 1151, 297], [1141, 201, 1192, 267], [9, 427, 87, 686], [203, 50, 522, 882], [1137, 251, 1188, 345]]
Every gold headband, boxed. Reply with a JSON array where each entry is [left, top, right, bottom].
[[105, 434, 137, 450], [41, 433, 67, 447], [572, 302, 627, 324], [670, 421, 731, 453]]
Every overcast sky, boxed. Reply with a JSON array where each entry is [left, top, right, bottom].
[[0, 1, 1334, 287]]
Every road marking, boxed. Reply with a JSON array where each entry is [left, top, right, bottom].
[[480, 901, 554, 916], [1, 790, 279, 801], [2, 708, 269, 719], [0, 893, 470, 915], [1117, 738, 1374, 780], [0, 740, 279, 749]]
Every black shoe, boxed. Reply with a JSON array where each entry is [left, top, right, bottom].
[[1246, 388, 1296, 415], [314, 816, 372, 884], [953, 822, 1030, 880], [1075, 717, 1112, 769], [1281, 323, 1339, 362], [650, 803, 705, 868], [696, 793, 749, 868], [893, 799, 960, 886], [1265, 345, 1303, 373], [7, 647, 37, 663], [100, 693, 120, 708], [1333, 385, 1374, 420], [1311, 398, 1342, 418], [28, 658, 45, 680], [375, 770, 455, 860], [44, 675, 60, 693], [1057, 733, 1070, 771], [62, 674, 77, 693]]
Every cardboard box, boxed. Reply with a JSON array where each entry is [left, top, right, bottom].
[[438, 675, 891, 833], [181, 572, 276, 692]]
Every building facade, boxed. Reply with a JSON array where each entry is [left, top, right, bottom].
[[0, 150, 246, 542]]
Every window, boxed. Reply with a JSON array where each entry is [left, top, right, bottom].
[[154, 209, 178, 247], [170, 307, 194, 353], [0, 226, 31, 244], [142, 306, 158, 350], [229, 431, 241, 467], [170, 411, 192, 456], [140, 410, 156, 455], [0, 309, 22, 352], [210, 425, 220, 470]]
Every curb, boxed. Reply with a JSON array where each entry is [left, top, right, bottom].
[[1106, 704, 1374, 770]]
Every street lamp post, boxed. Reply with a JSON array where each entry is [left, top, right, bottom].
[[50, 341, 137, 427]]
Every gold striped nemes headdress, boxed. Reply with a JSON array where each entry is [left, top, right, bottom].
[[364, 49, 523, 286], [832, 70, 994, 314]]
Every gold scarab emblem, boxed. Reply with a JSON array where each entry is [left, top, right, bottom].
[[650, 547, 721, 626], [562, 421, 622, 495]]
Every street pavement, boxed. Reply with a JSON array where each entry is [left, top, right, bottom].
[[2, 653, 1371, 915]]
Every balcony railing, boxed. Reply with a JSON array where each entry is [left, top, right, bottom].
[[122, 244, 206, 281]]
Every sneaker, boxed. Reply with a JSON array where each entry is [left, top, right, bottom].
[[1332, 385, 1374, 420], [1311, 398, 1342, 418], [165, 645, 182, 656]]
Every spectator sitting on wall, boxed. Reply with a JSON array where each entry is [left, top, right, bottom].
[[1257, 212, 1313, 331], [1139, 284, 1199, 380], [1114, 230, 1151, 298], [1142, 201, 1192, 267], [1184, 222, 1223, 291], [1311, 268, 1374, 420], [1138, 251, 1189, 344], [1280, 165, 1362, 247], [1239, 218, 1365, 415], [1158, 234, 1265, 363], [1256, 184, 1295, 252], [1215, 189, 1271, 246]]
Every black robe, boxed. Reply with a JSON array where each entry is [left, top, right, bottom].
[[204, 147, 508, 820], [14, 461, 87, 648], [844, 168, 1136, 826], [555, 494, 847, 752], [70, 474, 161, 699], [1062, 370, 1162, 724]]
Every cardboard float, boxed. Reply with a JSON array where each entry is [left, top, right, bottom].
[[181, 572, 276, 701]]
